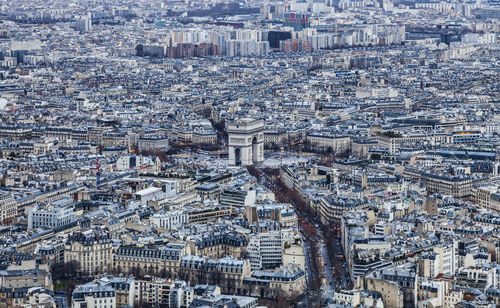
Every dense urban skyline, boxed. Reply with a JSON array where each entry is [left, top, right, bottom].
[[0, 0, 498, 307]]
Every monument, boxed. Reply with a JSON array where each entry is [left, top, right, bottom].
[[227, 118, 265, 166]]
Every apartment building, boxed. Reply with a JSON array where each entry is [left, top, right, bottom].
[[305, 133, 351, 153], [28, 198, 76, 230], [247, 231, 283, 270], [72, 282, 116, 308], [421, 172, 486, 200], [150, 210, 189, 230], [64, 229, 113, 277], [193, 232, 247, 259], [473, 184, 500, 211], [113, 243, 188, 278], [0, 192, 16, 223]]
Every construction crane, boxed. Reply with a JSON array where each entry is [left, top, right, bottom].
[[90, 158, 101, 187]]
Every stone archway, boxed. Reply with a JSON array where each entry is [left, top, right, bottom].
[[234, 148, 242, 166], [228, 118, 265, 166]]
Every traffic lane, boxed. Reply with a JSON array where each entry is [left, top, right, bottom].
[[319, 242, 336, 295]]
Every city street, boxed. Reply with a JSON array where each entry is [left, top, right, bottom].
[[261, 166, 352, 305], [319, 238, 336, 298]]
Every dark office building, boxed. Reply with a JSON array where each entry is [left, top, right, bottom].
[[267, 31, 292, 49]]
